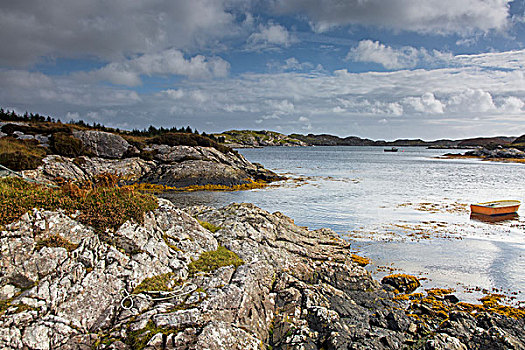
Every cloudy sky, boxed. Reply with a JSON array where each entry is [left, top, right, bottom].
[[1, 0, 525, 140]]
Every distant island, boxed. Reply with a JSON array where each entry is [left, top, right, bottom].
[[214, 129, 523, 150]]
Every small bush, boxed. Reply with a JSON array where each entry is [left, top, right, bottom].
[[0, 137, 47, 171], [1, 123, 71, 136], [0, 177, 158, 232], [122, 135, 147, 150], [50, 132, 85, 157], [138, 149, 158, 161], [188, 246, 244, 276]]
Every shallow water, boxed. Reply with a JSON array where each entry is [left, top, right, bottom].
[[162, 146, 525, 304]]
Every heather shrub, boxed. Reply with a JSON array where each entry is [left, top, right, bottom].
[[0, 137, 47, 171], [50, 132, 85, 157]]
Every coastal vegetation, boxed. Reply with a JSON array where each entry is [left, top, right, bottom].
[[196, 219, 222, 233], [0, 137, 47, 171], [132, 272, 181, 294], [188, 245, 244, 276], [0, 175, 158, 232], [126, 180, 268, 193], [0, 108, 235, 171], [35, 235, 79, 252]]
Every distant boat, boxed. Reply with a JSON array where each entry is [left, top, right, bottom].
[[384, 147, 398, 152], [470, 200, 520, 216]]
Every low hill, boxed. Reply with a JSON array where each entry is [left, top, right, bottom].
[[457, 137, 515, 148], [511, 134, 525, 150], [213, 130, 307, 147]]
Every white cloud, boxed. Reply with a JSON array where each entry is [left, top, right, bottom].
[[2, 49, 525, 138], [454, 49, 525, 70], [268, 99, 295, 114], [347, 40, 451, 69], [348, 40, 420, 69], [247, 22, 297, 50], [78, 49, 230, 86], [446, 89, 496, 113], [282, 58, 314, 71], [499, 96, 524, 112], [270, 0, 511, 35], [403, 92, 445, 114], [0, 0, 240, 67]]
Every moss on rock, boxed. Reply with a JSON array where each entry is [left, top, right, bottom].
[[132, 272, 180, 294], [196, 219, 222, 233], [188, 245, 244, 276]]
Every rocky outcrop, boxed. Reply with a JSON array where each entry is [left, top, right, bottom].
[[22, 144, 281, 187], [1, 201, 523, 349], [465, 147, 525, 159], [1, 124, 281, 187], [72, 130, 134, 159], [23, 155, 155, 183], [214, 130, 307, 148]]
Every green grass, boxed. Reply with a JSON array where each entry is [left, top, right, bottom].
[[196, 219, 222, 233], [126, 320, 178, 350], [0, 176, 158, 233], [132, 272, 180, 294], [188, 245, 244, 276]]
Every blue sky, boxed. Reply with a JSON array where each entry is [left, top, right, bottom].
[[1, 0, 524, 140]]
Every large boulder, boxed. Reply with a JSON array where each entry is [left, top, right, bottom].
[[23, 155, 155, 184], [73, 130, 132, 159], [22, 144, 281, 188]]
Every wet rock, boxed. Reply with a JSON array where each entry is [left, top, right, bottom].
[[465, 147, 525, 159], [139, 160, 252, 187], [381, 274, 421, 293]]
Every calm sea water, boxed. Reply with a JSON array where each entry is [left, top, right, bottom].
[[162, 146, 525, 304]]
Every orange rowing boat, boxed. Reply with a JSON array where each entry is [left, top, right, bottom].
[[470, 200, 520, 216]]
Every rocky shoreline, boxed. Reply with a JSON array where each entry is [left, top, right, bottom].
[[1, 199, 524, 349], [440, 146, 525, 163], [0, 123, 281, 188], [1, 120, 524, 349]]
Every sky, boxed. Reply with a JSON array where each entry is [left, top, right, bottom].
[[1, 0, 525, 140]]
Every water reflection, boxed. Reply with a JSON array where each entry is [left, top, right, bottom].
[[162, 146, 525, 304], [470, 212, 519, 223]]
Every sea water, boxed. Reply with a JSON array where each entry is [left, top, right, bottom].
[[162, 146, 525, 304]]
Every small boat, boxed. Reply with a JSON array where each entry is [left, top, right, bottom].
[[470, 200, 520, 216], [384, 147, 398, 152]]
